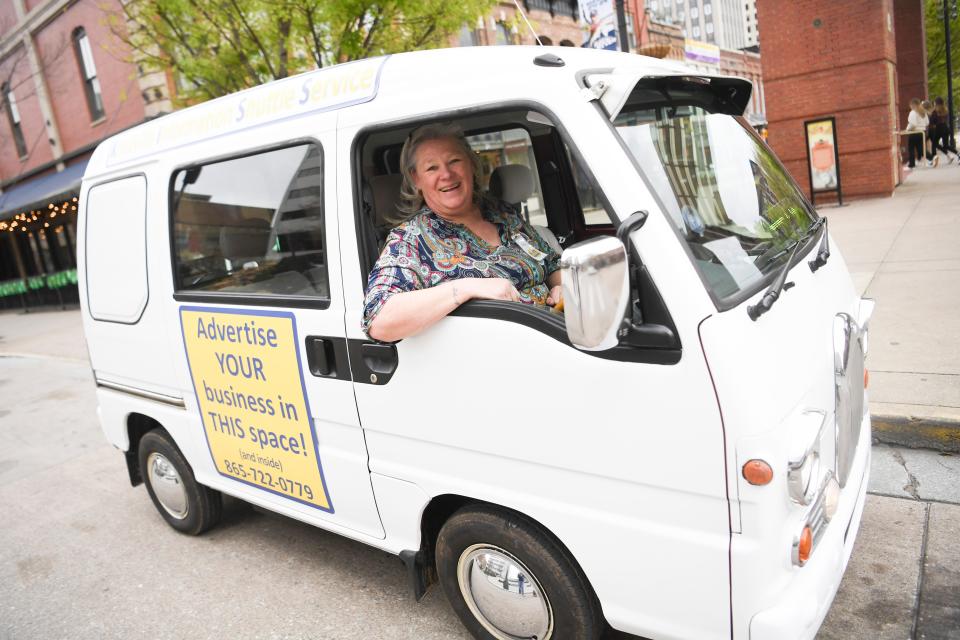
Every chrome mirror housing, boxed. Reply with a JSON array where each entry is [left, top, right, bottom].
[[560, 236, 630, 351]]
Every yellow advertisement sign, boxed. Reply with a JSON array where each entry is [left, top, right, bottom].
[[180, 306, 333, 512]]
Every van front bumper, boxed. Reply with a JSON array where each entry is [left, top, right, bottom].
[[747, 413, 871, 640]]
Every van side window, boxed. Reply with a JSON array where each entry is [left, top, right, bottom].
[[171, 143, 330, 299], [566, 145, 614, 227]]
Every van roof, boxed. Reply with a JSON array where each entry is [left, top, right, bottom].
[[83, 46, 704, 179]]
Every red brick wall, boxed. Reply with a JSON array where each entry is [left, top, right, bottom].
[[33, 0, 144, 156], [894, 0, 927, 130], [0, 45, 55, 181], [757, 0, 901, 200]]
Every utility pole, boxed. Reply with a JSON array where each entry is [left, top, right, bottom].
[[616, 0, 630, 53], [946, 0, 956, 148]]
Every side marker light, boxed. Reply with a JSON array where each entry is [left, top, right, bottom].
[[742, 459, 773, 486], [798, 526, 813, 565], [864, 368, 869, 389]]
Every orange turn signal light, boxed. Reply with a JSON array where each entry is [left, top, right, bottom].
[[864, 368, 869, 389], [798, 525, 813, 565], [742, 459, 774, 486]]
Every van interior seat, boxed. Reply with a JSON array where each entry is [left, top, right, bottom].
[[488, 164, 562, 256], [369, 173, 404, 245], [219, 217, 271, 270]]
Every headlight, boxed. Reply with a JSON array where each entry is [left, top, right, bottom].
[[787, 410, 827, 506], [788, 450, 821, 505]]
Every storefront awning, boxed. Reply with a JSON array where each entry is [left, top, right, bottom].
[[0, 159, 88, 222]]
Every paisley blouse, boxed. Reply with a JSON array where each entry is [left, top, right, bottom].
[[362, 201, 560, 334]]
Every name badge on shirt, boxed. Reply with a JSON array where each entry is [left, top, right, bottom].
[[511, 232, 548, 262]]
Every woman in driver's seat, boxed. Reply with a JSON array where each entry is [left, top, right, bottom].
[[363, 123, 561, 342]]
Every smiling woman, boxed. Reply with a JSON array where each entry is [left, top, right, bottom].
[[362, 123, 563, 342]]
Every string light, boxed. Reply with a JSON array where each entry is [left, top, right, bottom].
[[1, 192, 78, 234]]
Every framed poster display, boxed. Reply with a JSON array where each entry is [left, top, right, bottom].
[[804, 117, 843, 205]]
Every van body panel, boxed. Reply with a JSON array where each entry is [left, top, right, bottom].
[[78, 177, 180, 393], [699, 243, 869, 636]]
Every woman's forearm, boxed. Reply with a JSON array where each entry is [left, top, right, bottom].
[[368, 281, 462, 342]]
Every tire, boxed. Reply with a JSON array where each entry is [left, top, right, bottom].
[[137, 428, 222, 535], [436, 505, 603, 640]]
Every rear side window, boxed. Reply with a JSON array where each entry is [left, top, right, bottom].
[[171, 143, 330, 300], [85, 175, 148, 323]]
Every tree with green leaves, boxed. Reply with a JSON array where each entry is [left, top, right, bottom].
[[105, 0, 496, 104], [926, 0, 959, 110]]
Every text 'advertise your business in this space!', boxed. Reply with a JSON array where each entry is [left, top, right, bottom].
[[180, 307, 333, 512]]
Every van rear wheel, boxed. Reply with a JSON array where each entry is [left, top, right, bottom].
[[435, 505, 603, 640], [138, 428, 222, 535]]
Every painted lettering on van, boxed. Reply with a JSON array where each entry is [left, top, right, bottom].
[[180, 307, 333, 512], [104, 56, 386, 166], [298, 67, 376, 105]]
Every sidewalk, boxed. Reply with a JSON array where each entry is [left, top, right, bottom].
[[826, 164, 960, 452]]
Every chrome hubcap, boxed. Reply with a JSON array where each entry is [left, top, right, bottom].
[[457, 544, 553, 640], [147, 452, 189, 519]]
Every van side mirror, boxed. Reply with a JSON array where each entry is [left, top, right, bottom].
[[560, 236, 630, 351]]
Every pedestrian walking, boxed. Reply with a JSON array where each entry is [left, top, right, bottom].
[[929, 97, 959, 165], [923, 100, 938, 166], [905, 98, 932, 169]]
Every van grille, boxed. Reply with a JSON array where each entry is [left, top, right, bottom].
[[834, 314, 866, 487]]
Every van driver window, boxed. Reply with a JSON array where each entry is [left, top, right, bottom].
[[171, 143, 330, 299]]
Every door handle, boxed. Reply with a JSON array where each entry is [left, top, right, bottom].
[[348, 340, 398, 385], [305, 336, 350, 380]]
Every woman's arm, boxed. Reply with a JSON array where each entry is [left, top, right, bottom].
[[368, 278, 521, 342]]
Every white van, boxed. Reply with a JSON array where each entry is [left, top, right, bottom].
[[78, 46, 873, 640]]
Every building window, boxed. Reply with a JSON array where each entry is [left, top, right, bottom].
[[458, 24, 479, 46], [706, 22, 714, 33], [691, 6, 699, 18], [72, 27, 104, 121], [704, 3, 712, 15], [495, 22, 512, 45], [2, 83, 27, 157], [693, 25, 701, 37]]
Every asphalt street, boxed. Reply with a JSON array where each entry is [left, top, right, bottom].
[[1, 316, 958, 639]]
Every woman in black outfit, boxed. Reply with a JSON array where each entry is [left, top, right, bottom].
[[930, 97, 959, 164]]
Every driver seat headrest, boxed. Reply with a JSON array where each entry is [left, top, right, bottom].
[[489, 164, 533, 206]]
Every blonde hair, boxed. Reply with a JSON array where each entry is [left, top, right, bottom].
[[394, 122, 492, 219]]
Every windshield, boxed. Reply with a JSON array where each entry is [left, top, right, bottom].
[[612, 97, 818, 306]]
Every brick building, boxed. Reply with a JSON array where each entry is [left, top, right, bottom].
[[0, 0, 169, 309], [756, 0, 927, 201], [456, 0, 644, 49]]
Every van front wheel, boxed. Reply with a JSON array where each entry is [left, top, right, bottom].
[[138, 428, 222, 535], [435, 505, 603, 640]]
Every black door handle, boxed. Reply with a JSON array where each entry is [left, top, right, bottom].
[[305, 336, 350, 380], [348, 340, 398, 385]]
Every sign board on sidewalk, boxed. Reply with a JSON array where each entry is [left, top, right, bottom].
[[804, 117, 843, 205]]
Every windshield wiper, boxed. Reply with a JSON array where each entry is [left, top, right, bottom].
[[808, 217, 830, 272], [748, 217, 826, 321]]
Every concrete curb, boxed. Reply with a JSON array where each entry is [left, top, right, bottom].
[[872, 415, 960, 453]]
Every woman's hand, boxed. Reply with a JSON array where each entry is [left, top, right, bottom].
[[459, 277, 521, 303], [546, 284, 563, 307]]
